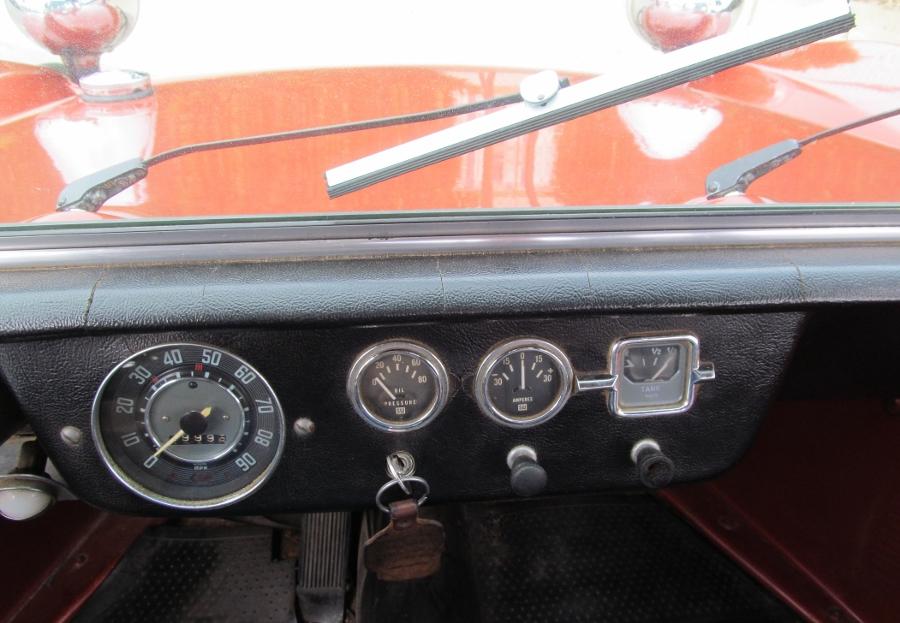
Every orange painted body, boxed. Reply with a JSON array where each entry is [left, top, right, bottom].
[[0, 40, 898, 223]]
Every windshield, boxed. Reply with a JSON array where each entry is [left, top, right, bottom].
[[1, 0, 898, 225]]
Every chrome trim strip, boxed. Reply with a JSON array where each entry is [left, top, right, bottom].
[[2, 226, 900, 269], [575, 375, 616, 393], [3, 207, 899, 247]]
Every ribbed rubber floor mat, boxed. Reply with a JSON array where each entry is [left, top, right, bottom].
[[73, 525, 296, 623], [464, 495, 797, 623]]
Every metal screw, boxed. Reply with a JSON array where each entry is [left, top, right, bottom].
[[293, 417, 315, 438], [827, 605, 851, 623], [60, 426, 83, 447], [716, 515, 742, 532]]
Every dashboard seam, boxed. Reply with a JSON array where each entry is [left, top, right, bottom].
[[81, 270, 105, 328], [436, 256, 447, 312]]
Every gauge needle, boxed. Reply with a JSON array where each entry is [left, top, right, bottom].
[[151, 406, 212, 459], [374, 378, 397, 401], [520, 359, 526, 391], [650, 353, 676, 381]]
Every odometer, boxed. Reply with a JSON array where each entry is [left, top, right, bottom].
[[475, 339, 574, 427], [92, 343, 285, 509]]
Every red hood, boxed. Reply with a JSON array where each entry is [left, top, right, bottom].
[[1, 40, 899, 223]]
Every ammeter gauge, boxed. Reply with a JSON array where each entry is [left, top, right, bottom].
[[475, 338, 574, 427]]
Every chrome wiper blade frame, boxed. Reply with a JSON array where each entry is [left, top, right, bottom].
[[55, 82, 570, 212], [325, 1, 854, 199]]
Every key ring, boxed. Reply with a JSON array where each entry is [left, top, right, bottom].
[[375, 476, 430, 514], [386, 454, 414, 495]]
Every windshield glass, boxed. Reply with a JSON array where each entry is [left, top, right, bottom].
[[1, 0, 898, 225]]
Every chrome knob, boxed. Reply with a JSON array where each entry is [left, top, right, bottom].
[[630, 439, 675, 489], [5, 0, 140, 79], [507, 445, 547, 497]]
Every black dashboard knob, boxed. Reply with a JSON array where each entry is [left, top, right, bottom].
[[631, 440, 674, 489], [507, 445, 547, 497]]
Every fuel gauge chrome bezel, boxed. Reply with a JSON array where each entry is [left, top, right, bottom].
[[605, 334, 715, 417]]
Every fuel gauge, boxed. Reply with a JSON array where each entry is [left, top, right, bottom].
[[623, 344, 680, 383], [608, 335, 714, 416]]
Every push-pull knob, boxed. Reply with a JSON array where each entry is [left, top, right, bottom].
[[630, 440, 674, 489], [507, 445, 547, 497]]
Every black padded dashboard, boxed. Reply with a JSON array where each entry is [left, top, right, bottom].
[[1, 210, 899, 516], [1, 311, 801, 515]]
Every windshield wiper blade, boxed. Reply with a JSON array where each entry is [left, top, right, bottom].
[[325, 1, 854, 198], [55, 81, 568, 212], [705, 106, 900, 198]]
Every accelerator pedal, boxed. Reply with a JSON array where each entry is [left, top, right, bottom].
[[297, 511, 352, 623]]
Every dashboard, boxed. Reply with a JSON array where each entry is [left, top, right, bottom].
[[3, 313, 798, 515], [1, 210, 899, 517], [8, 313, 802, 514]]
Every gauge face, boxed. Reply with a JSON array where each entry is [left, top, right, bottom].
[[475, 339, 574, 427], [92, 343, 285, 509], [622, 344, 680, 383], [348, 341, 449, 431], [610, 336, 699, 416]]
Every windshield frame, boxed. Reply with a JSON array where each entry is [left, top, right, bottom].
[[0, 204, 899, 268]]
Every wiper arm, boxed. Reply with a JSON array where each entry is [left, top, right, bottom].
[[55, 81, 568, 212], [705, 106, 900, 198], [325, 1, 854, 198]]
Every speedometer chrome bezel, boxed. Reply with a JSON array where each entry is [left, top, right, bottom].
[[347, 340, 450, 432], [91, 342, 286, 510], [474, 338, 574, 428]]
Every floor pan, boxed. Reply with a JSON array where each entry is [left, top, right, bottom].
[[461, 494, 797, 623], [72, 525, 296, 623], [73, 494, 797, 623]]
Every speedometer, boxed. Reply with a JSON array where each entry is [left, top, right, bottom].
[[92, 343, 285, 509]]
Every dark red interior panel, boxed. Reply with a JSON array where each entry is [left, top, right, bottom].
[[0, 502, 156, 623], [663, 399, 900, 623]]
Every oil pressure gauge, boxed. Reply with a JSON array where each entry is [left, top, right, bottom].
[[347, 341, 450, 431], [475, 339, 574, 427]]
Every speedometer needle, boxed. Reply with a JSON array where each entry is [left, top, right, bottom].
[[151, 406, 212, 459], [374, 378, 397, 401]]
